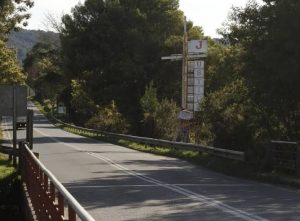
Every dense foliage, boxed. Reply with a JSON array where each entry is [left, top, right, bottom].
[[8, 29, 59, 62], [23, 42, 65, 105], [24, 0, 300, 158], [58, 0, 202, 133], [192, 0, 300, 158], [0, 0, 32, 84]]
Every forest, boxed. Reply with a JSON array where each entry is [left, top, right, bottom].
[[2, 0, 300, 159]]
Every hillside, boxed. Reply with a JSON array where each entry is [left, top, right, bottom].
[[7, 29, 59, 64]]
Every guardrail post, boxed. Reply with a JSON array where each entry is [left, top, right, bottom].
[[26, 109, 34, 150], [266, 142, 274, 171], [68, 206, 76, 221], [296, 142, 300, 177], [58, 192, 65, 217]]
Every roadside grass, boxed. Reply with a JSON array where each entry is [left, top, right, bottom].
[[60, 124, 254, 179], [33, 98, 300, 188], [0, 128, 23, 220]]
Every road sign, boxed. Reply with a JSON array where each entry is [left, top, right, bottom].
[[161, 53, 207, 61], [185, 60, 205, 112], [0, 85, 27, 116], [178, 110, 193, 120], [188, 40, 208, 54]]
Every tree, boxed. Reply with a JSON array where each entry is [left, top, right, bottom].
[[85, 100, 129, 134], [140, 82, 179, 140], [23, 42, 65, 111], [59, 0, 203, 131], [220, 0, 300, 138], [0, 40, 26, 84], [0, 0, 32, 84], [70, 79, 96, 125], [0, 0, 33, 40], [140, 81, 160, 137]]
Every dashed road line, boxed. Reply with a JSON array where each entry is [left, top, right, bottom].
[[34, 127, 268, 221]]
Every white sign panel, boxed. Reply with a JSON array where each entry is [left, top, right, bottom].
[[0, 85, 27, 116], [194, 86, 204, 95], [178, 110, 193, 120], [194, 78, 204, 86], [194, 94, 204, 111], [188, 60, 204, 70], [195, 60, 204, 68], [194, 69, 204, 78], [188, 40, 208, 54], [58, 106, 66, 114]]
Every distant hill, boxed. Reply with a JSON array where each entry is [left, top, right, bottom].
[[7, 29, 59, 64]]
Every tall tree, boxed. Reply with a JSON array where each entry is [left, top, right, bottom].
[[0, 0, 33, 40], [23, 42, 65, 109], [0, 0, 32, 84], [221, 0, 300, 137], [0, 40, 26, 84], [60, 0, 203, 130]]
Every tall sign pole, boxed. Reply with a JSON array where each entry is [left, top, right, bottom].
[[12, 85, 17, 167], [161, 16, 208, 142], [182, 16, 188, 109]]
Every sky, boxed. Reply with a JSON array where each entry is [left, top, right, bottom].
[[26, 0, 251, 38]]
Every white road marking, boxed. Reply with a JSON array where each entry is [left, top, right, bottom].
[[66, 183, 253, 189], [34, 127, 268, 221], [88, 152, 268, 221], [2, 117, 13, 145]]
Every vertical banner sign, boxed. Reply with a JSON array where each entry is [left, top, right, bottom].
[[186, 61, 204, 112], [193, 61, 204, 111], [187, 61, 195, 111]]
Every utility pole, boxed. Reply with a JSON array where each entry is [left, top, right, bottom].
[[182, 16, 188, 110], [12, 85, 17, 167]]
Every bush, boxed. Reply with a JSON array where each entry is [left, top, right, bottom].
[[0, 155, 23, 221], [85, 100, 129, 134], [140, 82, 179, 140], [193, 79, 283, 151]]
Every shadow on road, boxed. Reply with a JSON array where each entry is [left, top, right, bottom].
[[62, 158, 300, 221]]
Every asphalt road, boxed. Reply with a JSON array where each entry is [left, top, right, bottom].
[[2, 104, 300, 221]]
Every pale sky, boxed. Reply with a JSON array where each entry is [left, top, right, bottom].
[[26, 0, 251, 37]]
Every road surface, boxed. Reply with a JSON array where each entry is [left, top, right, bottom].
[[1, 104, 300, 221]]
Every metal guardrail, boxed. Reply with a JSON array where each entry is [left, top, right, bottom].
[[51, 116, 245, 161], [270, 140, 300, 176], [20, 142, 95, 221], [0, 145, 18, 156]]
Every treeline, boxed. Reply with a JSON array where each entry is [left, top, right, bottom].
[[0, 0, 33, 85], [24, 0, 300, 159], [8, 29, 59, 63]]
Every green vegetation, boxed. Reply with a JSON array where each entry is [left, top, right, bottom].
[[0, 0, 32, 84], [25, 0, 300, 177], [140, 82, 179, 140], [0, 1, 32, 219], [8, 29, 59, 62], [0, 155, 23, 221], [26, 0, 200, 138], [31, 98, 300, 187], [0, 132, 23, 221]]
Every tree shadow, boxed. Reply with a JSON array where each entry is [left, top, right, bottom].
[[61, 157, 300, 221]]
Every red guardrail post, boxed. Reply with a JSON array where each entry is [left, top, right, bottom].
[[68, 205, 76, 221], [58, 192, 65, 217], [20, 143, 95, 221]]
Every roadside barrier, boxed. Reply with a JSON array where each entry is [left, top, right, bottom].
[[50, 116, 245, 162], [270, 140, 300, 177], [20, 142, 95, 221]]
